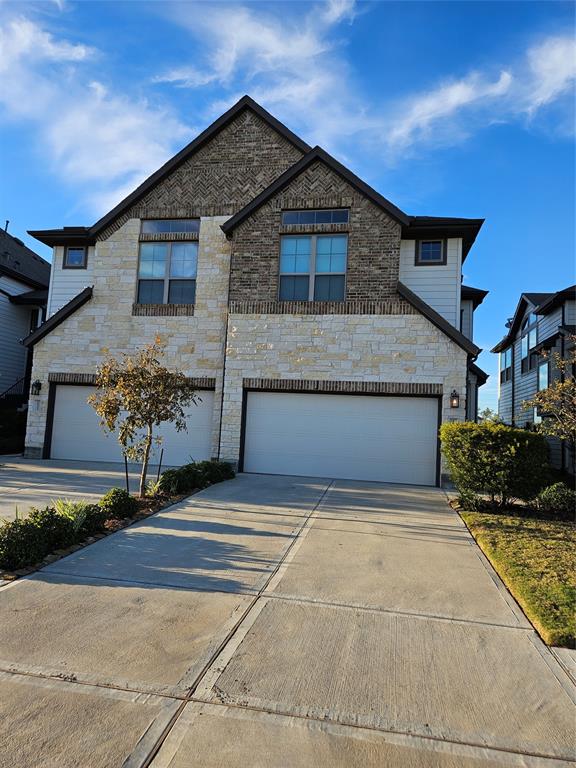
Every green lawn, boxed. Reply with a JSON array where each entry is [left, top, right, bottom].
[[461, 511, 576, 648]]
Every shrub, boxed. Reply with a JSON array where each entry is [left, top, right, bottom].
[[99, 488, 138, 520], [440, 422, 549, 508], [53, 499, 108, 536], [0, 507, 75, 571], [158, 460, 235, 495], [537, 483, 576, 518]]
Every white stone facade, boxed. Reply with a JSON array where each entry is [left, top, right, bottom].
[[26, 216, 467, 474]]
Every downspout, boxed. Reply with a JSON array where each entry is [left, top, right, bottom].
[[216, 233, 233, 460], [560, 304, 565, 472]]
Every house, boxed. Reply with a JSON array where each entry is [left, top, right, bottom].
[[492, 285, 576, 470], [0, 226, 50, 403], [23, 96, 488, 487]]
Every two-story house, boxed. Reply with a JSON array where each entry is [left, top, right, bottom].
[[492, 285, 575, 470], [23, 96, 487, 487], [0, 227, 50, 403]]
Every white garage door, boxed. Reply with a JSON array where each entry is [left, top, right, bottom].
[[243, 392, 439, 486], [51, 385, 214, 466]]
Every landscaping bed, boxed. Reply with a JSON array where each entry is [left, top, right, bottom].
[[459, 507, 576, 648], [0, 459, 235, 581]]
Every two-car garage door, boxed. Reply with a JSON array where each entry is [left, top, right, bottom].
[[50, 385, 214, 466], [242, 392, 439, 486]]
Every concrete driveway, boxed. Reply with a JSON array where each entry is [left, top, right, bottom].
[[0, 458, 158, 521], [0, 475, 574, 767]]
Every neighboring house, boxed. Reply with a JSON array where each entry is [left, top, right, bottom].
[[23, 96, 488, 487], [492, 285, 576, 470], [0, 227, 50, 401]]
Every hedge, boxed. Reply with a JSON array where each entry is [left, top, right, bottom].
[[440, 421, 550, 508]]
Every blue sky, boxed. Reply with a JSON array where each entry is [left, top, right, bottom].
[[1, 0, 574, 409]]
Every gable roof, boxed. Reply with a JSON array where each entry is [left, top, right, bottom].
[[29, 96, 311, 247], [23, 287, 93, 348], [221, 146, 410, 234], [535, 285, 576, 316], [491, 291, 556, 353], [0, 228, 50, 288], [397, 281, 481, 357]]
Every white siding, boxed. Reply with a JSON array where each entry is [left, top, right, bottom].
[[0, 275, 32, 392], [399, 238, 461, 327], [460, 300, 473, 339], [47, 245, 94, 317]]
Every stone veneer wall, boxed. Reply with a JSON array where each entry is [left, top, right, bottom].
[[219, 313, 468, 470], [98, 110, 304, 240], [25, 217, 231, 456], [228, 160, 405, 307]]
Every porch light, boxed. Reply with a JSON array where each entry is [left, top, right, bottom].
[[449, 390, 460, 409], [31, 380, 42, 396]]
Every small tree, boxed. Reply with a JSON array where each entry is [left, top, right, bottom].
[[523, 337, 576, 474], [478, 407, 502, 423], [88, 339, 199, 496]]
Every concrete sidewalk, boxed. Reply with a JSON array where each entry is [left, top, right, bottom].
[[0, 475, 574, 767]]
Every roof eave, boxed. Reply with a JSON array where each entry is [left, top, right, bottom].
[[0, 264, 49, 290]]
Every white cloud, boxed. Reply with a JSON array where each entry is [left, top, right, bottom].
[[154, 2, 574, 163], [524, 35, 576, 113], [0, 15, 190, 216]]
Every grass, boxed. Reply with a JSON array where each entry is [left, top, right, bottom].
[[461, 511, 576, 648]]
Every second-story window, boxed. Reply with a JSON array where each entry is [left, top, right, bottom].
[[141, 219, 199, 234], [279, 234, 347, 302], [281, 209, 349, 225], [416, 240, 446, 265], [500, 346, 512, 383], [137, 242, 197, 305], [521, 316, 538, 373], [64, 246, 87, 269]]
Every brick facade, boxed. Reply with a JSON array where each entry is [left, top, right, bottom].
[[228, 160, 405, 306], [98, 111, 304, 240]]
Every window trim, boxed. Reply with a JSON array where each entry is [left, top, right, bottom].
[[520, 311, 539, 373], [278, 233, 348, 302], [63, 246, 87, 270], [415, 239, 447, 266], [136, 241, 198, 306]]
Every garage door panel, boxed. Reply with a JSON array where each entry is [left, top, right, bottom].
[[243, 392, 438, 486], [51, 385, 214, 466]]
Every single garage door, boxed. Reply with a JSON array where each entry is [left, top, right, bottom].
[[50, 385, 214, 465], [243, 392, 439, 486]]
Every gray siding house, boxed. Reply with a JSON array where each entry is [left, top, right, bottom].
[[492, 285, 576, 470], [0, 228, 50, 402], [23, 96, 488, 486]]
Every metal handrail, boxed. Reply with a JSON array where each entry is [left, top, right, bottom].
[[0, 377, 26, 400]]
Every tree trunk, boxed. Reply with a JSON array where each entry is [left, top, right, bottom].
[[139, 425, 153, 497]]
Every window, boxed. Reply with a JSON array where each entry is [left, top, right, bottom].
[[64, 246, 87, 269], [137, 242, 197, 305], [141, 219, 199, 234], [538, 361, 549, 391], [521, 314, 539, 373], [500, 346, 513, 384], [415, 240, 446, 265], [281, 209, 349, 226], [279, 234, 347, 302]]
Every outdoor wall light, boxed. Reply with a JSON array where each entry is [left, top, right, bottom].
[[31, 380, 42, 396], [450, 390, 460, 409]]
